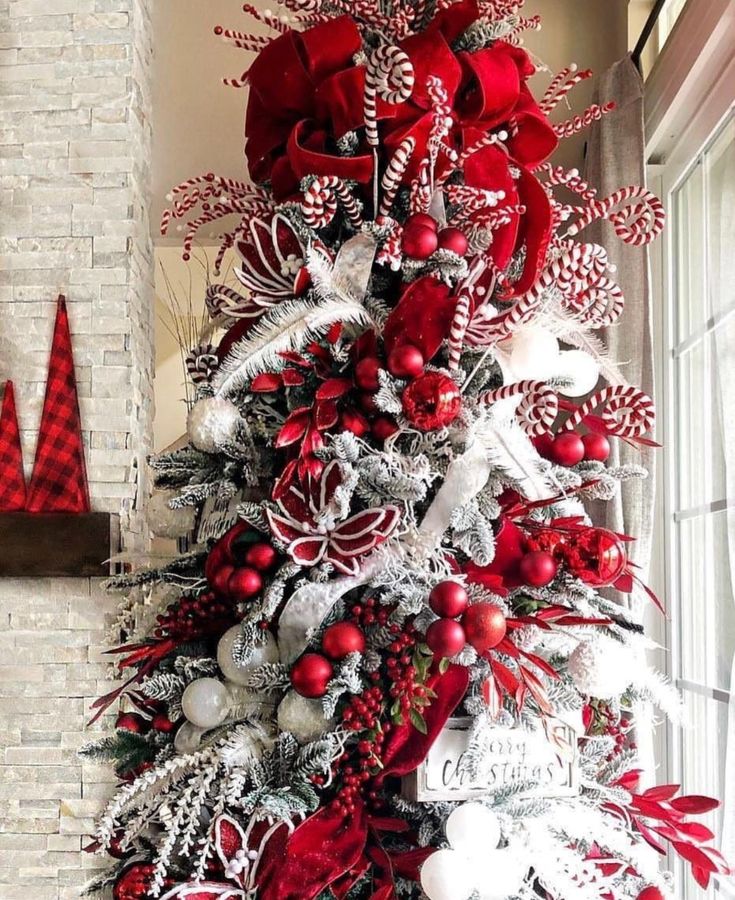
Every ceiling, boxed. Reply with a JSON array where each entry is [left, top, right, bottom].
[[150, 0, 629, 247]]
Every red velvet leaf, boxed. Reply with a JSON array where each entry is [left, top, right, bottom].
[[316, 377, 352, 400], [314, 399, 339, 430], [275, 408, 311, 447], [281, 368, 305, 387], [670, 796, 721, 815], [251, 372, 283, 392], [382, 277, 457, 363], [642, 784, 681, 802]]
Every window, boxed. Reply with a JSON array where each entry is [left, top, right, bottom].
[[661, 111, 735, 899]]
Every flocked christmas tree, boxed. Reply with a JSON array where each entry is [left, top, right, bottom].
[[83, 1, 731, 898]]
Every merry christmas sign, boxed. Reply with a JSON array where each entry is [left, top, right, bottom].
[[403, 717, 579, 802]]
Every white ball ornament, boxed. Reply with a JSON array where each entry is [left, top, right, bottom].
[[568, 638, 633, 698], [446, 803, 501, 857], [217, 626, 280, 686], [420, 848, 475, 900], [556, 350, 600, 397], [147, 489, 196, 538], [474, 846, 527, 899], [181, 677, 231, 729], [277, 690, 336, 744], [174, 721, 206, 754], [187, 396, 243, 453], [508, 326, 560, 381]]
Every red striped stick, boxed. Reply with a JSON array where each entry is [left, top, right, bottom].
[[562, 385, 655, 438], [566, 187, 666, 247], [479, 381, 559, 436], [302, 176, 363, 229]]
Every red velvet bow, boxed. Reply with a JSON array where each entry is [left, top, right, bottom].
[[256, 665, 469, 899]]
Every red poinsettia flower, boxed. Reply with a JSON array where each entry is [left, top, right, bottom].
[[265, 460, 400, 575], [235, 212, 309, 307]]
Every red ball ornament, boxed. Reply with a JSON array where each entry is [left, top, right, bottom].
[[372, 416, 399, 441], [402, 225, 439, 260], [228, 566, 263, 600], [519, 550, 558, 587], [551, 432, 585, 466], [355, 357, 381, 391], [461, 603, 507, 654], [568, 528, 627, 587], [359, 391, 380, 415], [426, 618, 467, 658], [429, 580, 469, 618], [322, 621, 366, 660], [437, 227, 469, 256], [402, 372, 461, 431], [150, 713, 175, 734], [637, 889, 665, 900], [115, 712, 148, 734], [209, 563, 235, 598], [405, 212, 437, 232], [582, 432, 611, 462], [340, 408, 370, 437], [204, 544, 229, 583], [245, 542, 278, 572], [388, 344, 425, 379], [290, 653, 334, 698]]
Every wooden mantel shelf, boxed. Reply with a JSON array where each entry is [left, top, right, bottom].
[[0, 512, 120, 577]]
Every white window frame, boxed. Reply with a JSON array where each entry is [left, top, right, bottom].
[[646, 0, 735, 895]]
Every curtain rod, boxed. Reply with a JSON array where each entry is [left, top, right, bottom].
[[632, 0, 668, 68]]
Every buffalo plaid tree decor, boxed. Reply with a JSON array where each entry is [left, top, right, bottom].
[[26, 296, 90, 513], [0, 381, 27, 512]]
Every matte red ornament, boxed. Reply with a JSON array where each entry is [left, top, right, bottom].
[[429, 580, 469, 618], [27, 296, 90, 513], [115, 712, 148, 734], [461, 603, 507, 653], [151, 713, 175, 733], [437, 227, 469, 256], [402, 372, 461, 431], [0, 382, 27, 511], [209, 564, 235, 598], [322, 621, 366, 660], [551, 432, 585, 466], [402, 225, 438, 260], [228, 566, 263, 600], [355, 357, 381, 391], [387, 345, 425, 379], [359, 392, 380, 415], [582, 432, 611, 462], [340, 408, 370, 437], [637, 889, 665, 900], [372, 416, 399, 442], [245, 542, 278, 572], [426, 618, 466, 658], [404, 213, 437, 232], [519, 550, 558, 587], [290, 653, 334, 698]]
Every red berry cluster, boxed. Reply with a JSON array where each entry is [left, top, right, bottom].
[[205, 523, 277, 603], [352, 354, 403, 443], [584, 700, 636, 760], [154, 591, 239, 643], [401, 213, 469, 261], [348, 595, 391, 628], [334, 686, 387, 813]]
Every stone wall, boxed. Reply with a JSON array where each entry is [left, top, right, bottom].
[[0, 1, 154, 896]]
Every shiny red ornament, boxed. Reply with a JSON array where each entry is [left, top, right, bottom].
[[551, 432, 585, 466], [290, 653, 334, 698], [461, 603, 507, 653], [566, 528, 627, 587], [322, 621, 366, 660], [437, 227, 469, 256], [245, 542, 278, 572], [426, 618, 467, 658], [582, 432, 611, 462], [402, 225, 439, 260], [209, 563, 235, 598], [402, 372, 461, 431], [429, 580, 469, 618], [372, 416, 399, 441], [355, 357, 381, 391], [405, 213, 437, 232], [228, 566, 263, 600], [519, 550, 558, 587], [637, 889, 665, 900], [340, 408, 370, 437], [115, 712, 148, 734], [387, 344, 425, 379]]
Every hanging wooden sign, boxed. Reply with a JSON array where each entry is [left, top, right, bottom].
[[196, 492, 245, 544], [402, 716, 580, 802]]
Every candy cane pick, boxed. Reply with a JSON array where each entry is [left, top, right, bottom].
[[302, 176, 364, 229], [379, 137, 415, 217], [479, 381, 559, 436], [447, 291, 471, 371], [562, 385, 655, 438], [566, 187, 666, 246]]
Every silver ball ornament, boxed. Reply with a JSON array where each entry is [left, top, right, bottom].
[[147, 489, 196, 538], [187, 396, 242, 453], [174, 721, 206, 754], [217, 626, 280, 686], [277, 690, 336, 743], [181, 677, 231, 729]]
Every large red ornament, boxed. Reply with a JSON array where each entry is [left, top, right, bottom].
[[426, 618, 466, 658], [228, 566, 263, 600], [402, 225, 438, 260], [405, 213, 437, 232], [209, 564, 235, 598], [322, 622, 366, 660], [519, 550, 558, 587], [355, 357, 381, 391], [437, 227, 469, 256], [429, 580, 469, 618], [551, 432, 585, 466], [290, 653, 334, 698], [245, 542, 278, 572], [402, 372, 461, 431], [388, 344, 425, 379], [115, 712, 148, 734], [582, 432, 611, 462], [461, 603, 507, 653], [566, 528, 627, 587], [637, 889, 665, 900]]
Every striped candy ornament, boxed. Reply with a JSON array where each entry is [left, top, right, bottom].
[[553, 102, 616, 139], [566, 187, 666, 247], [479, 381, 559, 436], [364, 44, 415, 147], [447, 291, 472, 371], [540, 65, 593, 114], [562, 385, 655, 438], [379, 137, 416, 217], [302, 176, 364, 229]]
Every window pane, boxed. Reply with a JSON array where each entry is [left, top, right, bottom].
[[674, 161, 706, 343], [706, 115, 735, 319], [675, 340, 709, 511]]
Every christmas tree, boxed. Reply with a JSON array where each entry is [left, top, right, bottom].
[[85, 2, 730, 898]]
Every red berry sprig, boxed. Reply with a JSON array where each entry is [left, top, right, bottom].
[[154, 591, 239, 642]]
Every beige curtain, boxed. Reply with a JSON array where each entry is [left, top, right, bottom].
[[583, 55, 656, 577]]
